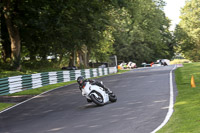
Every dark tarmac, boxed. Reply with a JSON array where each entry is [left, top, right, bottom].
[[0, 65, 177, 133]]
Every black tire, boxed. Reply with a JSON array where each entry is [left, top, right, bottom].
[[87, 98, 92, 103], [90, 92, 104, 106], [109, 93, 117, 102]]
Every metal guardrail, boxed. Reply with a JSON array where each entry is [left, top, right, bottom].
[[0, 67, 117, 95]]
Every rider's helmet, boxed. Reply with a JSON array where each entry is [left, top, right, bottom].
[[77, 76, 85, 86]]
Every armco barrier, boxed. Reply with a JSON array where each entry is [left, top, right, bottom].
[[0, 67, 117, 95]]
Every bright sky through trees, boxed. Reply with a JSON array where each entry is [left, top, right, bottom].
[[164, 0, 186, 31]]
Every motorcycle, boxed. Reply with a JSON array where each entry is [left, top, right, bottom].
[[80, 81, 117, 106]]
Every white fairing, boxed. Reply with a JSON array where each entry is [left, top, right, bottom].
[[162, 59, 170, 65], [82, 82, 109, 103]]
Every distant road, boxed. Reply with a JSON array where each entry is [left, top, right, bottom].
[[0, 65, 177, 133]]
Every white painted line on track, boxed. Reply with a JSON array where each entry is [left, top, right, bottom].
[[151, 65, 177, 133], [0, 83, 76, 114]]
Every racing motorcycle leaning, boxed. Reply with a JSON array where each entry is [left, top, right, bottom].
[[77, 76, 117, 106]]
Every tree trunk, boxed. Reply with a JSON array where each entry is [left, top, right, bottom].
[[77, 50, 83, 66], [1, 11, 11, 63], [86, 48, 91, 67], [86, 48, 90, 68], [3, 0, 21, 70], [1, 38, 11, 63], [83, 46, 87, 67], [69, 50, 76, 67], [73, 50, 76, 66]]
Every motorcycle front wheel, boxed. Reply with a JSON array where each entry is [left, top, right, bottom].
[[109, 93, 117, 102], [90, 92, 104, 106]]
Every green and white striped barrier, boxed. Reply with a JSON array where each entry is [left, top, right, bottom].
[[0, 67, 117, 95]]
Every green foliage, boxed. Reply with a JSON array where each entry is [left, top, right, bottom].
[[174, 0, 200, 61], [0, 61, 62, 78], [112, 0, 174, 65], [1, 0, 174, 69], [90, 28, 115, 62]]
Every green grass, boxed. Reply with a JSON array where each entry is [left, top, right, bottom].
[[158, 62, 200, 133], [170, 59, 191, 65], [0, 103, 15, 112], [117, 69, 131, 74]]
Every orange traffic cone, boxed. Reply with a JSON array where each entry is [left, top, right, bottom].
[[191, 75, 196, 88], [118, 65, 122, 70]]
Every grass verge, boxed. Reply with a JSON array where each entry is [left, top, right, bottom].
[[158, 63, 200, 133], [170, 59, 191, 65], [0, 103, 15, 112], [0, 69, 130, 112]]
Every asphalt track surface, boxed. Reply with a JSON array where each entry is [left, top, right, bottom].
[[0, 65, 177, 133]]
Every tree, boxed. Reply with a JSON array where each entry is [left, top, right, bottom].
[[0, 0, 174, 70], [0, 8, 11, 63], [175, 0, 200, 61], [2, 0, 21, 70], [112, 0, 174, 65]]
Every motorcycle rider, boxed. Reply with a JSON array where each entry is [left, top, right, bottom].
[[77, 76, 112, 94]]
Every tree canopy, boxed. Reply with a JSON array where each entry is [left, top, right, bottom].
[[174, 0, 200, 61], [0, 0, 175, 70]]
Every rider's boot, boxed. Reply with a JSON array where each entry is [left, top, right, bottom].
[[104, 86, 112, 94]]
